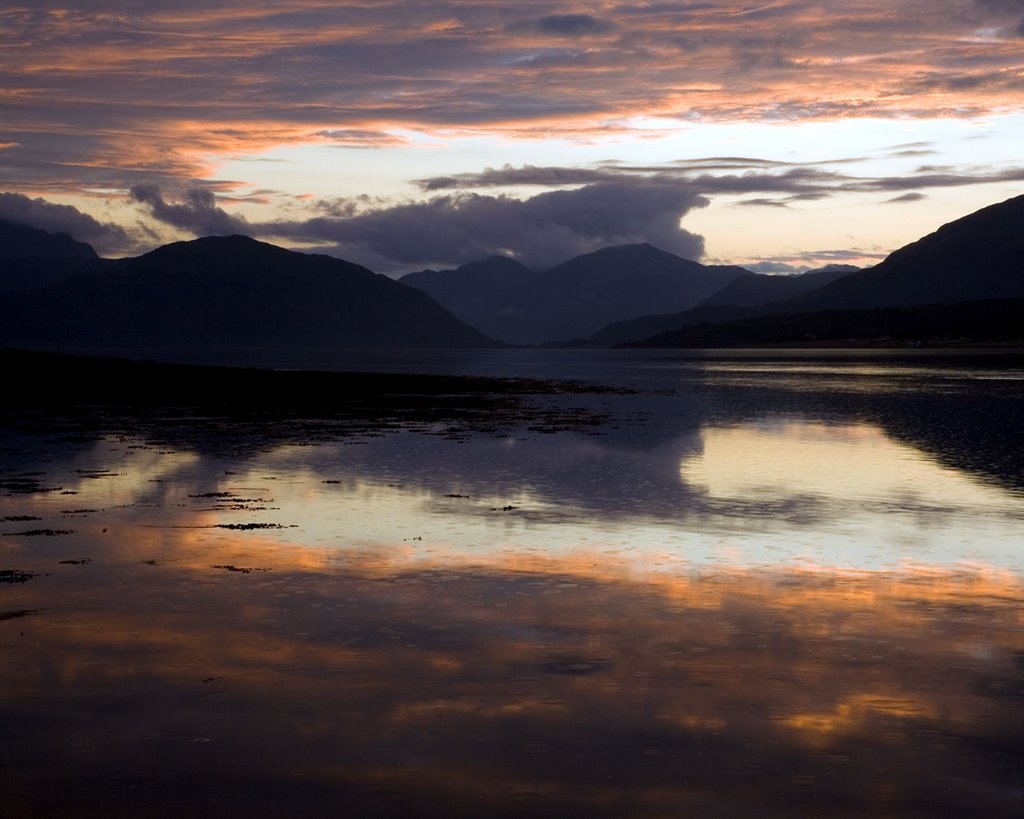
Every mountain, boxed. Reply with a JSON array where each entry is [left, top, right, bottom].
[[0, 218, 98, 260], [402, 244, 749, 344], [587, 303, 761, 347], [0, 218, 107, 294], [400, 256, 533, 338], [589, 266, 859, 346], [628, 298, 1024, 348], [699, 265, 857, 307], [786, 195, 1024, 312], [0, 234, 498, 349], [593, 195, 1024, 347]]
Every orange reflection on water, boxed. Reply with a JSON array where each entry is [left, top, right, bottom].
[[2, 531, 1021, 818]]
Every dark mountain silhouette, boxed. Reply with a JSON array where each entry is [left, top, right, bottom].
[[786, 195, 1024, 312], [400, 256, 533, 337], [0, 218, 108, 293], [699, 265, 857, 307], [590, 266, 860, 346], [594, 195, 1024, 347], [402, 244, 749, 344], [0, 234, 498, 348], [628, 298, 1024, 348], [587, 303, 761, 347], [0, 218, 98, 260]]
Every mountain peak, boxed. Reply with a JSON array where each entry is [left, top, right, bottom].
[[0, 218, 98, 260], [141, 234, 288, 263], [457, 255, 534, 274], [790, 193, 1024, 311]]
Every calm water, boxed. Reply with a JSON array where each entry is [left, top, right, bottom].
[[2, 350, 1022, 817]]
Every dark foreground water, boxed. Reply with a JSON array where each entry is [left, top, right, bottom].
[[2, 349, 1022, 817]]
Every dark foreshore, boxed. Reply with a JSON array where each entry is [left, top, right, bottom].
[[1, 348, 620, 451]]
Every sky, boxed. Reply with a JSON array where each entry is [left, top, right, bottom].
[[1, 1, 1022, 275]]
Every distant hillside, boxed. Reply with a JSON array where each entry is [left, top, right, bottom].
[[589, 266, 859, 346], [0, 218, 107, 293], [0, 218, 98, 260], [403, 244, 749, 344], [788, 195, 1024, 311], [400, 256, 534, 337], [594, 196, 1024, 347], [0, 234, 498, 349], [586, 304, 761, 347], [699, 265, 856, 307], [627, 298, 1024, 348]]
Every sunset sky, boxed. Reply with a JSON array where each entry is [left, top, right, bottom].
[[1, 1, 1022, 274]]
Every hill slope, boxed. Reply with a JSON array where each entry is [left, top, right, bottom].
[[400, 256, 534, 338], [0, 218, 107, 293], [402, 244, 749, 344], [0, 235, 498, 349], [699, 266, 856, 307], [595, 195, 1024, 347], [0, 218, 98, 260], [788, 195, 1024, 312]]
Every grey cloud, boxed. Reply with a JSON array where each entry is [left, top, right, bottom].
[[130, 184, 249, 236], [667, 156, 792, 168], [786, 192, 832, 201], [0, 192, 131, 257], [745, 261, 804, 274], [733, 198, 790, 208], [315, 129, 408, 147], [858, 166, 1024, 191], [969, 0, 1024, 34], [884, 192, 927, 203], [796, 249, 887, 263], [416, 164, 621, 191], [534, 14, 615, 35], [416, 160, 849, 193], [413, 158, 1024, 203], [270, 181, 708, 271]]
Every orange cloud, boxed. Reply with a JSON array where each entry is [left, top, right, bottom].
[[1, 0, 1021, 199]]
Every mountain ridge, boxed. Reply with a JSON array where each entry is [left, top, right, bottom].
[[0, 233, 498, 349], [613, 194, 1024, 347], [401, 243, 751, 344]]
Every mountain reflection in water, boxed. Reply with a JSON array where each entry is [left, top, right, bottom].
[[1, 350, 1021, 817]]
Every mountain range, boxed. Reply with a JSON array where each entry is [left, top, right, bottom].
[[593, 195, 1024, 347], [401, 244, 751, 345], [0, 231, 495, 349], [1, 194, 1021, 351]]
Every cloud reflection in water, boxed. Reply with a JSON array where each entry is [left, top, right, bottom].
[[2, 359, 1023, 817]]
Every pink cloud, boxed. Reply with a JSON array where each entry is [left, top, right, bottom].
[[0, 0, 1019, 210]]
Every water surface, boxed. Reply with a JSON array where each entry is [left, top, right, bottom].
[[2, 350, 1022, 817]]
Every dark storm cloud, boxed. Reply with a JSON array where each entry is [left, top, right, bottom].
[[117, 176, 708, 270], [530, 14, 616, 36], [267, 181, 708, 271], [0, 192, 131, 256], [130, 184, 249, 236], [117, 152, 1024, 270]]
